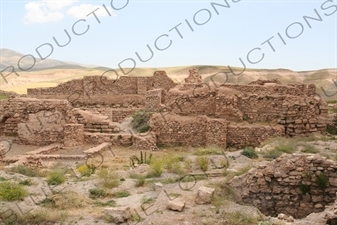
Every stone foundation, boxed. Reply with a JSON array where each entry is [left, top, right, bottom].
[[230, 154, 337, 219]]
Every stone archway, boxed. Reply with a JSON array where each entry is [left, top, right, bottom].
[[229, 154, 337, 219]]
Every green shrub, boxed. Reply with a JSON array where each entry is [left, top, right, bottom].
[[263, 149, 283, 160], [89, 188, 107, 199], [196, 156, 208, 172], [0, 181, 28, 201], [19, 179, 33, 186], [241, 147, 258, 159], [98, 169, 120, 188], [113, 190, 131, 198], [316, 173, 329, 189], [299, 182, 311, 194], [148, 158, 163, 177], [47, 171, 66, 185], [77, 164, 96, 177], [131, 110, 152, 133], [135, 175, 146, 187], [130, 151, 152, 167]]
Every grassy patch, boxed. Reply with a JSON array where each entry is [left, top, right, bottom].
[[98, 169, 120, 188], [47, 171, 66, 185], [147, 158, 163, 177], [223, 211, 260, 225], [8, 165, 46, 177], [196, 156, 209, 172], [0, 95, 9, 100], [15, 209, 68, 224], [19, 179, 33, 186], [0, 181, 28, 201], [300, 144, 319, 154], [89, 188, 107, 199], [113, 190, 131, 198], [241, 147, 258, 159], [194, 146, 223, 155]]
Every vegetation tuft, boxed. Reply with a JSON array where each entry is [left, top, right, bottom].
[[241, 147, 258, 159], [0, 181, 28, 201], [131, 110, 152, 133]]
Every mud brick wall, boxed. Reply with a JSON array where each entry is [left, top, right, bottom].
[[149, 113, 227, 147], [0, 97, 76, 136], [27, 72, 177, 97], [63, 124, 84, 147], [18, 111, 67, 146], [227, 125, 284, 148], [147, 71, 177, 91], [223, 83, 316, 97], [84, 133, 133, 146], [145, 89, 164, 112], [230, 154, 337, 219], [163, 83, 327, 137], [111, 108, 138, 122]]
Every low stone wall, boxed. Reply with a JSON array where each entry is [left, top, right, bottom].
[[230, 154, 337, 219], [84, 133, 133, 146], [227, 125, 284, 148], [149, 113, 227, 148], [63, 124, 84, 147], [0, 97, 76, 136], [111, 108, 138, 122], [163, 83, 327, 137]]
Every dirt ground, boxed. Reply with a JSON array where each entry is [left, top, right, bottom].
[[1, 135, 337, 225]]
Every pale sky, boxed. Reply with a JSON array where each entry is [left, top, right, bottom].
[[0, 0, 336, 71]]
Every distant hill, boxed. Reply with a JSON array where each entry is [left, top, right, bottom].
[[0, 48, 93, 70], [0, 49, 336, 100]]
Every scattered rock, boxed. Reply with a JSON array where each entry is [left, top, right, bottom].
[[104, 206, 131, 224], [195, 186, 214, 205], [167, 200, 185, 212]]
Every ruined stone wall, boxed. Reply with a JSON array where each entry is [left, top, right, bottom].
[[227, 125, 284, 148], [0, 98, 76, 137], [230, 154, 337, 219], [145, 89, 164, 112], [111, 108, 138, 122], [163, 83, 327, 136], [149, 114, 227, 148], [84, 133, 133, 146], [27, 72, 177, 97]]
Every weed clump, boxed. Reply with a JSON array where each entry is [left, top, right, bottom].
[[0, 181, 28, 201], [241, 147, 258, 159], [47, 171, 66, 185], [131, 110, 152, 133]]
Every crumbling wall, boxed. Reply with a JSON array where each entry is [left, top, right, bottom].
[[227, 125, 284, 148], [111, 108, 138, 122], [0, 98, 76, 136], [149, 113, 227, 148], [230, 154, 337, 219], [27, 72, 177, 97], [145, 89, 164, 112], [163, 82, 327, 136]]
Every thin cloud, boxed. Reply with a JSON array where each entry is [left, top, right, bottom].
[[67, 3, 115, 19], [22, 0, 78, 24]]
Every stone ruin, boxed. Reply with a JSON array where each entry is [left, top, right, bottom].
[[230, 154, 337, 219], [0, 68, 329, 156]]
